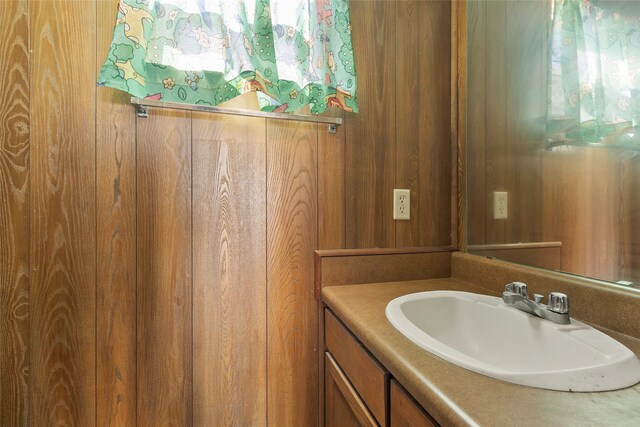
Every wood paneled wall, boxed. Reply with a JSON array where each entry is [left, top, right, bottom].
[[192, 111, 267, 425], [466, 0, 636, 283], [29, 0, 97, 425], [347, 0, 452, 249], [622, 155, 640, 283], [1, 1, 30, 425], [0, 0, 453, 425]]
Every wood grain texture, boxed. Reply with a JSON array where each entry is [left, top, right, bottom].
[[136, 110, 192, 426], [396, 1, 452, 248], [483, 0, 507, 244], [395, 1, 421, 247], [95, 1, 137, 425], [584, 150, 620, 281], [453, 0, 465, 252], [266, 119, 319, 427], [29, 0, 97, 424], [325, 352, 377, 427], [503, 0, 548, 245], [346, 0, 396, 248], [192, 112, 267, 426], [464, 1, 636, 283], [95, 93, 136, 427], [318, 108, 346, 250], [557, 148, 587, 276], [465, 0, 486, 245], [317, 107, 345, 427], [0, 1, 30, 425], [621, 154, 640, 283], [419, 0, 452, 248], [540, 151, 560, 245], [390, 380, 438, 427], [325, 310, 389, 427]]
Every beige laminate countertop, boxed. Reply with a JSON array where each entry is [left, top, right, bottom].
[[322, 279, 640, 427]]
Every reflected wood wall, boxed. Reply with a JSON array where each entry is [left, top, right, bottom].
[[466, 0, 634, 283], [0, 0, 453, 425]]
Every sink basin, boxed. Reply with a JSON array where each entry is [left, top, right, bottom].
[[385, 291, 640, 392]]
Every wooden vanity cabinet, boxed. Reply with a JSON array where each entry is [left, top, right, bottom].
[[325, 352, 378, 427], [390, 380, 438, 427], [324, 309, 389, 426], [324, 308, 440, 427]]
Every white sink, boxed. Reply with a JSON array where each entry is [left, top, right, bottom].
[[385, 291, 640, 392]]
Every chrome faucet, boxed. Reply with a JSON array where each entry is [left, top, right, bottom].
[[501, 282, 570, 325]]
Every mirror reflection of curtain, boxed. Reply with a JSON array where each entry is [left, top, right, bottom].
[[98, 0, 358, 114], [548, 0, 639, 144]]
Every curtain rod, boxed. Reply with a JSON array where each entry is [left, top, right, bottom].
[[131, 97, 341, 134]]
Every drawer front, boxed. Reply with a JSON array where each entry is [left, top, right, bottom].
[[325, 352, 378, 427], [390, 380, 439, 427], [325, 309, 389, 427]]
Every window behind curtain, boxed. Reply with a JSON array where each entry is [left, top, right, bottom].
[[98, 0, 359, 114], [548, 0, 639, 145]]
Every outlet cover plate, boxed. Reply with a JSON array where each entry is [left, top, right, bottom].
[[494, 191, 508, 219], [394, 189, 410, 220]]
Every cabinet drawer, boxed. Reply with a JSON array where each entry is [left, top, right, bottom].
[[390, 380, 439, 427], [325, 309, 389, 427], [325, 352, 378, 427]]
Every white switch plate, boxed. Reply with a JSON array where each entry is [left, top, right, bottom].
[[393, 189, 410, 220], [494, 191, 508, 219]]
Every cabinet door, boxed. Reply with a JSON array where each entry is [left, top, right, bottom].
[[325, 310, 389, 426], [325, 352, 378, 427], [390, 380, 438, 427]]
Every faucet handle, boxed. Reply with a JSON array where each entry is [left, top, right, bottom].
[[548, 292, 569, 314], [505, 282, 528, 298]]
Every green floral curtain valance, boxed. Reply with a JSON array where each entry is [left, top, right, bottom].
[[98, 0, 358, 114], [548, 0, 639, 145]]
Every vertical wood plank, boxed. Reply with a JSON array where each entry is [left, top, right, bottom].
[[483, 1, 507, 243], [504, 0, 548, 244], [484, 0, 506, 244], [95, 1, 137, 425], [318, 108, 346, 250], [540, 2, 560, 247], [558, 148, 587, 276], [465, 0, 487, 245], [621, 154, 640, 283], [0, 1, 30, 425], [540, 151, 560, 245], [267, 120, 318, 427], [584, 150, 621, 281], [317, 108, 345, 427], [454, 0, 467, 251], [346, 0, 396, 248], [192, 113, 267, 426], [29, 0, 97, 424], [418, 0, 452, 247], [396, 0, 453, 247], [395, 1, 420, 247], [136, 110, 192, 426]]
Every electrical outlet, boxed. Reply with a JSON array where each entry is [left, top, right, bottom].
[[393, 189, 410, 220], [494, 191, 508, 219]]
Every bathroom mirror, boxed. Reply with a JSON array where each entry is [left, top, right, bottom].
[[465, 0, 640, 288]]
